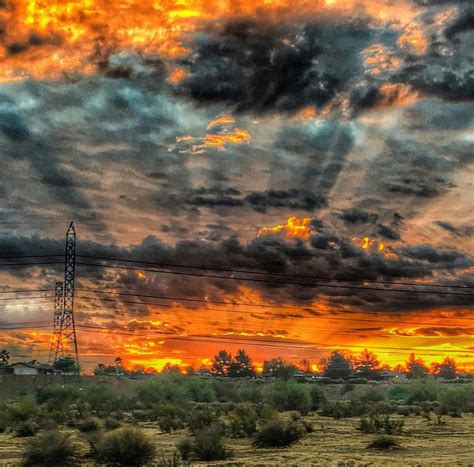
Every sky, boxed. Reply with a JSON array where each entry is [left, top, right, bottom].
[[0, 0, 473, 373]]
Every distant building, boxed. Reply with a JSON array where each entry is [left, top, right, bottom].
[[3, 361, 53, 376]]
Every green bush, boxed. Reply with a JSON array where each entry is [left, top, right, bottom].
[[185, 379, 216, 402], [95, 427, 156, 466], [134, 375, 190, 406], [212, 379, 240, 403], [358, 409, 404, 435], [77, 417, 101, 433], [22, 430, 77, 466], [353, 387, 387, 404], [254, 414, 304, 447], [320, 399, 368, 419], [15, 420, 39, 437], [176, 437, 193, 461], [438, 386, 474, 415], [238, 384, 263, 404], [228, 403, 258, 437], [154, 403, 186, 433], [80, 385, 126, 414], [36, 385, 80, 410], [193, 423, 231, 461], [186, 406, 218, 433], [104, 417, 121, 430], [263, 381, 311, 414], [388, 381, 440, 404], [309, 385, 327, 410], [8, 395, 38, 423]]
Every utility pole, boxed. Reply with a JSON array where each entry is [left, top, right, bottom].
[[52, 222, 80, 376]]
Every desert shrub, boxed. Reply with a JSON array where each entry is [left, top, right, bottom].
[[320, 399, 368, 419], [95, 427, 156, 466], [193, 423, 231, 461], [176, 437, 193, 461], [309, 385, 327, 410], [254, 414, 304, 447], [36, 385, 80, 410], [8, 395, 38, 423], [438, 386, 474, 415], [77, 417, 100, 433], [341, 383, 356, 395], [396, 406, 411, 416], [22, 430, 77, 466], [212, 379, 240, 403], [134, 375, 189, 406], [358, 409, 404, 435], [228, 403, 258, 437], [0, 414, 7, 433], [154, 403, 187, 433], [407, 381, 440, 404], [131, 409, 152, 421], [156, 450, 183, 467], [353, 387, 387, 404], [185, 379, 216, 402], [389, 381, 439, 404], [80, 385, 126, 414], [186, 406, 219, 433], [104, 417, 121, 430], [367, 436, 401, 450], [263, 380, 311, 414], [15, 420, 39, 437], [238, 384, 263, 404]]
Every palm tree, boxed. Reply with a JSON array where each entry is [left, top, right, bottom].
[[0, 349, 10, 367]]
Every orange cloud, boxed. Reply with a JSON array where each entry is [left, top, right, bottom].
[[258, 217, 313, 240]]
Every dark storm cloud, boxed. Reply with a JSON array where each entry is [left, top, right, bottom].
[[244, 189, 326, 213], [435, 221, 474, 237], [185, 188, 326, 213], [395, 6, 474, 100], [1, 229, 472, 314], [340, 209, 379, 226], [179, 17, 394, 114]]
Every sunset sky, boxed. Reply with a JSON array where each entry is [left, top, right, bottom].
[[0, 0, 473, 373]]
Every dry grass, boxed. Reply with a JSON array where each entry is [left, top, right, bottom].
[[1, 413, 473, 465]]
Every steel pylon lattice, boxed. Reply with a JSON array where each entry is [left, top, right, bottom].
[[52, 222, 80, 375], [48, 281, 64, 364]]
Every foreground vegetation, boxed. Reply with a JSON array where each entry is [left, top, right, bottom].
[[0, 374, 473, 465]]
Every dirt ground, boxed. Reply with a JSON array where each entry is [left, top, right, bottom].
[[1, 413, 473, 466]]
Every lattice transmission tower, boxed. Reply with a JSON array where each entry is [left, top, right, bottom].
[[48, 281, 64, 364], [50, 222, 80, 375]]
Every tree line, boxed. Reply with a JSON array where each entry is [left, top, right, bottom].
[[91, 348, 461, 380]]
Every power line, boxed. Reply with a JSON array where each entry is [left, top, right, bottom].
[[76, 288, 474, 322], [75, 325, 474, 355], [77, 254, 474, 290], [0, 255, 63, 260], [75, 296, 474, 327], [0, 289, 53, 295], [0, 261, 63, 268], [75, 262, 474, 297]]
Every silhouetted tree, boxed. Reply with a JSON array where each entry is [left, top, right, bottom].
[[405, 353, 428, 379], [299, 359, 311, 373], [211, 350, 232, 376], [0, 349, 10, 367], [162, 362, 182, 374], [354, 349, 380, 379], [434, 357, 457, 379], [321, 351, 353, 379], [54, 357, 79, 374], [229, 349, 255, 377], [263, 357, 296, 380], [94, 363, 117, 376]]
